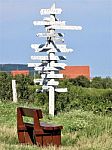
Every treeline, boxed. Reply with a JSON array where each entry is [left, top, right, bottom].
[[0, 72, 112, 114], [69, 76, 112, 89]]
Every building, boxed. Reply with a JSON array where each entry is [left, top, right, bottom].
[[60, 66, 90, 79], [0, 64, 34, 75], [11, 70, 29, 76]]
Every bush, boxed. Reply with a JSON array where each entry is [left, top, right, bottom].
[[56, 80, 112, 114], [69, 76, 90, 88], [91, 77, 112, 89], [0, 72, 13, 101]]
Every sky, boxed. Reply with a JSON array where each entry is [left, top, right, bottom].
[[0, 0, 112, 77]]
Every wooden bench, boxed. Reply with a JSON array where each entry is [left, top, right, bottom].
[[17, 107, 63, 146]]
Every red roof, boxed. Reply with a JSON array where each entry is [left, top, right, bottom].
[[60, 66, 90, 79], [11, 70, 29, 76]]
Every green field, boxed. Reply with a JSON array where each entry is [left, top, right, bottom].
[[0, 102, 112, 150]]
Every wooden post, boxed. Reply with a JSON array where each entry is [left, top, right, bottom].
[[12, 80, 17, 102], [49, 86, 55, 116]]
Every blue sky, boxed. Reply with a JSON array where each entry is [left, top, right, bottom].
[[0, 0, 112, 77]]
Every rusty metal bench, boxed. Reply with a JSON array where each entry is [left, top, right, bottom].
[[17, 107, 63, 146]]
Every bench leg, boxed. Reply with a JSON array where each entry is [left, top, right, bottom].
[[52, 135, 61, 146], [18, 130, 34, 144], [18, 131, 25, 143], [35, 136, 43, 146], [24, 131, 34, 145], [43, 135, 52, 146], [52, 130, 61, 146]]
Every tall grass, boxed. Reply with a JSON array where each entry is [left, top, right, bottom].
[[0, 102, 112, 150]]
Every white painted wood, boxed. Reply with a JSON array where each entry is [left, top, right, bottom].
[[28, 63, 42, 67], [49, 86, 55, 116], [56, 44, 67, 49], [34, 79, 43, 83], [47, 80, 59, 86], [42, 85, 50, 90], [31, 56, 48, 60], [41, 73, 63, 79], [40, 4, 62, 15], [31, 55, 66, 60], [47, 25, 82, 30], [28, 63, 48, 67], [12, 80, 17, 103], [37, 32, 64, 38], [40, 9, 62, 15], [55, 88, 68, 92], [31, 43, 73, 53], [51, 63, 67, 68], [33, 21, 65, 26], [34, 66, 59, 71]]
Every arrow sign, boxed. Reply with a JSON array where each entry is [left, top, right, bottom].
[[47, 80, 59, 86], [37, 32, 64, 38], [40, 4, 62, 15], [31, 55, 66, 61], [47, 25, 82, 30], [41, 74, 63, 79], [51, 63, 67, 68], [33, 21, 65, 26], [34, 67, 59, 71], [28, 63, 48, 67], [31, 44, 51, 52], [55, 88, 68, 92], [31, 43, 73, 53], [42, 85, 50, 90], [34, 79, 44, 85]]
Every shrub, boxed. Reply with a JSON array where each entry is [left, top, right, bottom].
[[56, 80, 112, 114], [0, 72, 12, 101], [69, 76, 90, 88], [91, 77, 112, 89]]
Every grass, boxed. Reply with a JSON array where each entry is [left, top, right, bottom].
[[0, 101, 112, 150]]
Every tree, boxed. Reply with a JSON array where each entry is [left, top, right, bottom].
[[102, 77, 112, 89], [91, 77, 112, 89], [91, 77, 104, 89], [69, 76, 90, 88]]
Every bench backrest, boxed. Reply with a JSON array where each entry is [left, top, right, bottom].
[[18, 107, 43, 119], [17, 107, 43, 130]]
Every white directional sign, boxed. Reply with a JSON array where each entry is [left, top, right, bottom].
[[47, 25, 82, 30], [47, 80, 59, 86], [33, 21, 65, 26], [34, 79, 44, 85], [31, 56, 48, 60], [31, 43, 73, 53], [51, 63, 67, 68], [28, 63, 47, 67], [41, 73, 63, 79], [34, 67, 59, 71], [37, 32, 64, 38], [31, 55, 66, 61], [40, 4, 62, 15], [42, 85, 50, 90], [34, 79, 43, 83], [55, 88, 68, 93], [40, 9, 62, 15]]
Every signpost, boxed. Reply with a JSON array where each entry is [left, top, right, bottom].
[[28, 3, 82, 116], [12, 80, 17, 103]]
